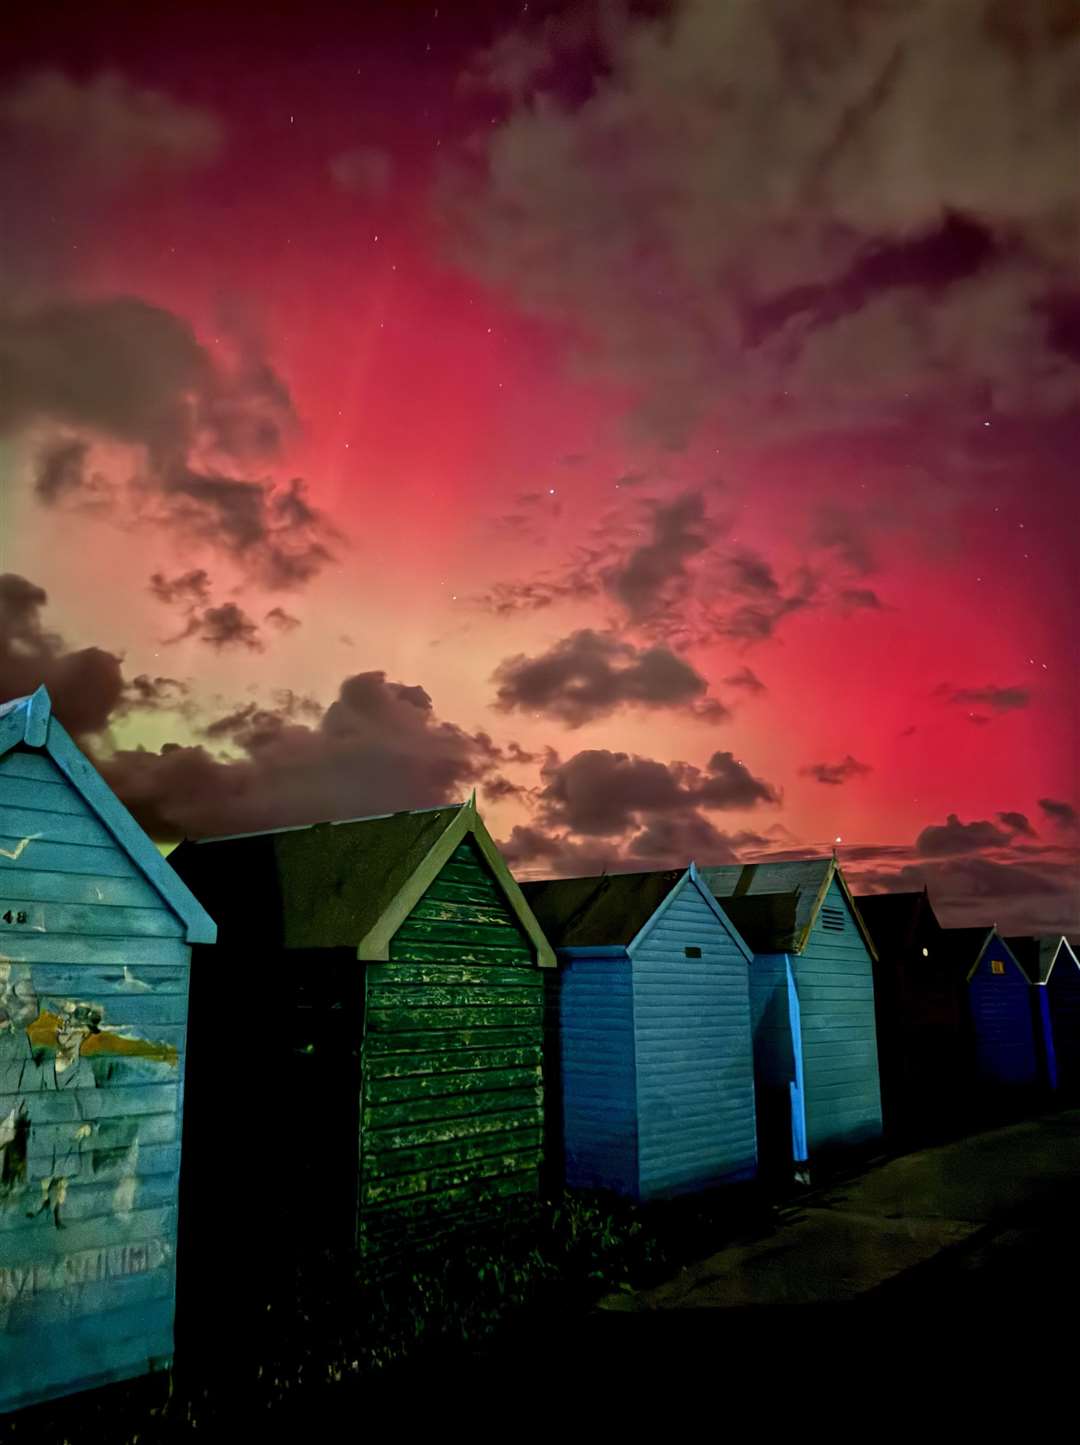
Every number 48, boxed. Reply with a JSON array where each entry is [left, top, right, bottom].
[[1, 910, 28, 925]]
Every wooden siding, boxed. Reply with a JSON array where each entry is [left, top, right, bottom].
[[968, 942, 1037, 1090], [632, 883, 756, 1199], [797, 880, 883, 1156], [747, 953, 804, 1174], [1048, 954, 1080, 1096], [0, 747, 189, 1414], [359, 838, 543, 1252], [558, 957, 638, 1196]]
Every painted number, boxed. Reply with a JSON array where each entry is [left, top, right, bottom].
[[1, 911, 28, 925]]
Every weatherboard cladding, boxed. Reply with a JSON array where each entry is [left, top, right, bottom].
[[1005, 936, 1080, 1095], [523, 869, 756, 1202], [630, 880, 756, 1198], [0, 690, 214, 1415], [701, 860, 883, 1165], [169, 813, 547, 1265], [947, 930, 1038, 1091]]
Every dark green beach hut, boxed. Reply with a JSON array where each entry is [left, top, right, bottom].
[[168, 797, 554, 1283]]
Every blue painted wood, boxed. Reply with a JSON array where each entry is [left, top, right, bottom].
[[553, 870, 757, 1201], [1047, 945, 1080, 1094], [797, 878, 883, 1156], [967, 936, 1038, 1091], [1032, 986, 1058, 1092], [631, 880, 756, 1199], [558, 956, 638, 1196], [0, 692, 209, 1416]]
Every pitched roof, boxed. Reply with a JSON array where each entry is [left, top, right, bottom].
[[715, 892, 800, 953], [521, 868, 685, 948], [1002, 935, 1077, 985], [942, 926, 1027, 983], [0, 686, 216, 944], [854, 890, 928, 957], [169, 798, 554, 965], [699, 857, 877, 959]]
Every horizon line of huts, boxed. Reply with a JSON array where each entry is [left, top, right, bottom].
[[1, 684, 1078, 1412]]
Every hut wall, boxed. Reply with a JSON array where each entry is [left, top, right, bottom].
[[797, 880, 882, 1156], [360, 838, 544, 1251], [631, 883, 756, 1199], [1048, 954, 1080, 1095], [557, 957, 638, 1196], [968, 941, 1038, 1091], [747, 953, 804, 1174], [0, 748, 188, 1414]]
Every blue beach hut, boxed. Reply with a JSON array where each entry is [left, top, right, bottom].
[[520, 864, 757, 1202], [943, 927, 1038, 1103], [700, 859, 882, 1182], [0, 688, 216, 1415], [1004, 935, 1080, 1097]]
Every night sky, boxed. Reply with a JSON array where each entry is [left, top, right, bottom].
[[2, 0, 1077, 936]]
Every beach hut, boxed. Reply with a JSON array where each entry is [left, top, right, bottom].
[[0, 687, 216, 1415], [855, 889, 976, 1143], [1004, 935, 1080, 1097], [520, 864, 756, 1202], [942, 927, 1038, 1105], [699, 859, 882, 1181], [167, 798, 554, 1281]]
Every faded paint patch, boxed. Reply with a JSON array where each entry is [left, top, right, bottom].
[[28, 1010, 178, 1067]]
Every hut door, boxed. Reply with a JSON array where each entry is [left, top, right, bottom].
[[283, 952, 365, 1252]]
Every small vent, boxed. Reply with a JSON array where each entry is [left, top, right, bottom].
[[820, 906, 846, 932], [684, 945, 702, 958]]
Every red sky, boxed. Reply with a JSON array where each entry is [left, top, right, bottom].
[[2, 0, 1078, 934]]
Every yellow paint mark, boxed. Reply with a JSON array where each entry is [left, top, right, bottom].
[[0, 835, 41, 862], [83, 1032, 178, 1065], [26, 1010, 178, 1066]]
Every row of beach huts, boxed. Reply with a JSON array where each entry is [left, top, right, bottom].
[[1, 686, 1078, 1411]]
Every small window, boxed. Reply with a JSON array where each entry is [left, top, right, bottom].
[[820, 906, 846, 932], [684, 945, 702, 958], [991, 960, 1006, 975]]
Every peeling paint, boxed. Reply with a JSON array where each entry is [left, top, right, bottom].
[[0, 834, 40, 863], [121, 966, 152, 992]]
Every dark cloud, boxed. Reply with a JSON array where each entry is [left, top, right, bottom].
[[328, 146, 393, 197], [122, 675, 191, 714], [536, 746, 781, 837], [491, 628, 725, 728], [625, 813, 740, 870], [723, 666, 766, 694], [614, 471, 649, 488], [837, 587, 884, 614], [472, 550, 602, 615], [899, 725, 917, 738], [33, 437, 111, 508], [800, 755, 872, 787], [265, 606, 301, 632], [998, 811, 1037, 838], [1, 295, 337, 590], [498, 825, 616, 879], [1039, 797, 1079, 830], [915, 813, 1014, 858], [713, 565, 820, 643], [98, 670, 505, 840], [813, 505, 878, 575], [2, 69, 221, 184], [449, 1, 1080, 441], [937, 683, 1031, 713], [601, 491, 709, 620], [149, 569, 213, 608], [170, 602, 265, 653], [482, 774, 528, 803], [0, 573, 124, 735]]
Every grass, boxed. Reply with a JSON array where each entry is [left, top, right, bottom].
[[0, 1183, 767, 1443]]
